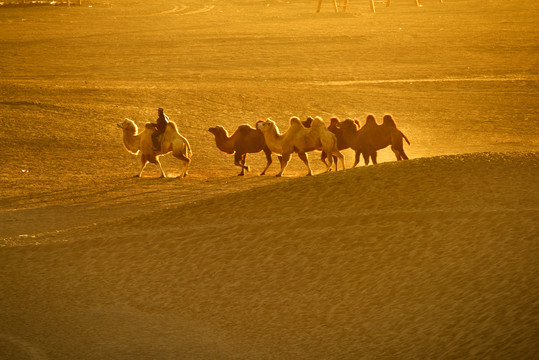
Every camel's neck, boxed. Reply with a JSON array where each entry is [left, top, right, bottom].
[[342, 128, 360, 144], [122, 129, 140, 153], [263, 128, 284, 154], [213, 132, 234, 154]]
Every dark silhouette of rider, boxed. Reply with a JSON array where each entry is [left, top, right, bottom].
[[152, 107, 169, 152]]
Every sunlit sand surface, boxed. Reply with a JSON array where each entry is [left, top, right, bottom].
[[0, 0, 537, 358]]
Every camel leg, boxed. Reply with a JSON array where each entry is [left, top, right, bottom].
[[173, 152, 191, 178], [234, 152, 249, 176], [401, 149, 409, 160], [320, 152, 328, 168], [297, 152, 313, 176], [353, 151, 361, 168], [371, 152, 378, 165], [276, 153, 292, 177], [392, 146, 402, 161], [260, 149, 273, 176], [154, 158, 167, 178], [181, 160, 189, 178], [334, 151, 345, 170], [136, 155, 149, 177], [137, 162, 148, 178], [241, 154, 249, 172], [392, 146, 409, 161], [183, 158, 191, 177], [324, 151, 333, 172], [362, 152, 370, 166], [333, 155, 339, 171]]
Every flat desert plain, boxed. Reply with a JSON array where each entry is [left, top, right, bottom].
[[1, 0, 538, 358]]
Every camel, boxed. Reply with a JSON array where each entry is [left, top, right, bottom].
[[256, 116, 345, 177], [321, 117, 351, 168], [339, 114, 409, 167], [208, 121, 278, 176], [117, 118, 192, 178], [304, 116, 355, 169], [380, 114, 410, 161]]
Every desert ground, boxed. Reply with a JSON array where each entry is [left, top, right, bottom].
[[1, 0, 538, 358]]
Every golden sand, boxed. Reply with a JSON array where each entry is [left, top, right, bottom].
[[1, 152, 538, 359]]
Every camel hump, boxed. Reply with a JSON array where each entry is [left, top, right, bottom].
[[329, 117, 340, 126], [382, 114, 397, 128], [364, 114, 377, 126], [342, 118, 359, 130], [311, 116, 326, 127], [166, 120, 179, 132], [289, 116, 303, 128], [237, 124, 255, 135]]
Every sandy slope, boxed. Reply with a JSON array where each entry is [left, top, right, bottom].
[[1, 152, 538, 359]]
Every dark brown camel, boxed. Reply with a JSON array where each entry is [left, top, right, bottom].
[[340, 114, 410, 167], [208, 121, 277, 176], [321, 117, 357, 168]]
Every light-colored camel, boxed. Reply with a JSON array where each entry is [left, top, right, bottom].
[[303, 116, 350, 169], [117, 118, 192, 178], [256, 116, 345, 177], [339, 114, 409, 167], [208, 121, 277, 176]]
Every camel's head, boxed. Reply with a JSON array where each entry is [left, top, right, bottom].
[[302, 117, 314, 128], [117, 118, 137, 133], [256, 119, 278, 134], [208, 126, 226, 136], [328, 117, 341, 129], [341, 119, 359, 132], [311, 116, 326, 128]]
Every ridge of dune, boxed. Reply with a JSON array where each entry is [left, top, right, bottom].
[[1, 151, 538, 359], [40, 151, 538, 247]]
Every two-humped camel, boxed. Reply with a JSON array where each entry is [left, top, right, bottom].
[[339, 114, 410, 167], [208, 121, 279, 176], [117, 118, 192, 178], [256, 116, 344, 177]]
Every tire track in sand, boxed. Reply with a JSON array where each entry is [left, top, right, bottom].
[[306, 75, 538, 86], [158, 5, 188, 14], [181, 5, 215, 15], [156, 4, 214, 16]]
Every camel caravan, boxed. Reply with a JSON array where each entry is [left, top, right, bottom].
[[118, 109, 409, 178]]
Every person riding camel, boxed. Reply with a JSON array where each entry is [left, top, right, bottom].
[[152, 107, 169, 152]]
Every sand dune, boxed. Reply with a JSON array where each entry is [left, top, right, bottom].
[[1, 152, 537, 359]]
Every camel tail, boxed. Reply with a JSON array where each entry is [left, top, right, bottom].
[[401, 131, 410, 145]]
